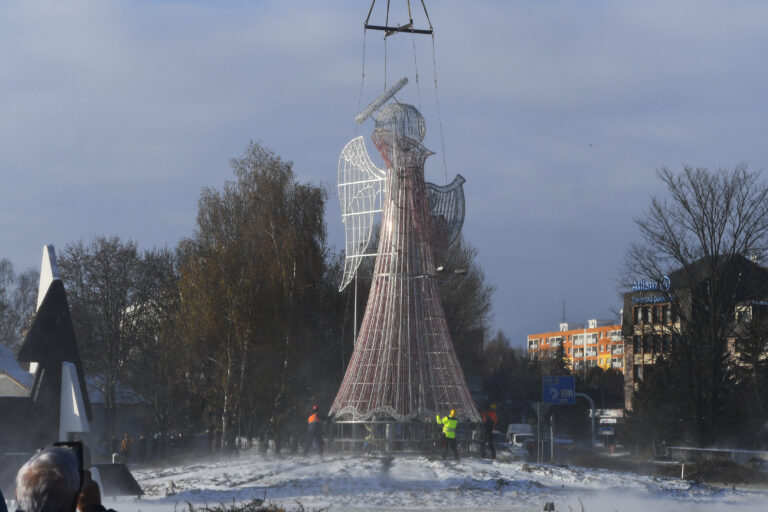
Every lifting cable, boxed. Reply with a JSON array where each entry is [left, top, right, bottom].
[[360, 0, 448, 184], [384, 0, 390, 88], [411, 30, 421, 110], [431, 33, 449, 185], [355, 26, 367, 137]]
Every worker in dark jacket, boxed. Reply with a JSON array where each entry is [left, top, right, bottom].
[[304, 404, 332, 455], [480, 403, 498, 459], [436, 409, 459, 461]]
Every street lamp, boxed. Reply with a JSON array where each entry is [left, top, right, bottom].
[[435, 266, 468, 275]]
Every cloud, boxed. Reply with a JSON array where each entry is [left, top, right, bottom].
[[2, 0, 768, 347]]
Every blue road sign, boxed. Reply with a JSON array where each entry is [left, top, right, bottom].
[[542, 376, 575, 405]]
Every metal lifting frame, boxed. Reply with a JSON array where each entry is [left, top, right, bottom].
[[364, 0, 434, 36]]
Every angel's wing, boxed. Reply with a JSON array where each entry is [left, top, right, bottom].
[[425, 174, 466, 251], [338, 136, 387, 291]]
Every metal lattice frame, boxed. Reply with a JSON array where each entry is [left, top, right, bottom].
[[426, 174, 465, 255], [338, 136, 387, 291], [332, 101, 480, 423]]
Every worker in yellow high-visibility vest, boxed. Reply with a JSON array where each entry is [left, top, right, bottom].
[[436, 409, 459, 461]]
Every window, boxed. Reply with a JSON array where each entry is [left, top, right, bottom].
[[662, 334, 671, 353], [633, 336, 641, 352], [643, 336, 651, 352], [645, 307, 652, 323], [635, 307, 642, 323], [668, 306, 678, 324]]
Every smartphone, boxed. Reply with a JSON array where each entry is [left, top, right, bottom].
[[52, 441, 84, 488]]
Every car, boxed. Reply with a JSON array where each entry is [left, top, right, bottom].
[[494, 441, 529, 461]]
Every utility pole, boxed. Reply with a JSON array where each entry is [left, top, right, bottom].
[[550, 413, 555, 462], [537, 402, 541, 463]]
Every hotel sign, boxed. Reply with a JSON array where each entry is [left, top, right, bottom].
[[632, 276, 670, 292], [632, 276, 672, 304]]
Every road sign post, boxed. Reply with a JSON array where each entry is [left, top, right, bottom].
[[541, 376, 575, 460], [542, 376, 575, 405]]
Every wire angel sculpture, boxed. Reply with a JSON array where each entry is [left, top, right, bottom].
[[338, 78, 466, 291], [332, 77, 479, 423]]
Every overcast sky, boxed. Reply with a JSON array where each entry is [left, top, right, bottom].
[[2, 1, 768, 347]]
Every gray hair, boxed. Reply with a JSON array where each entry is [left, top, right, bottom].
[[15, 446, 80, 512]]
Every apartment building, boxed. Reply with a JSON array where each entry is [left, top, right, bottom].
[[527, 319, 624, 373]]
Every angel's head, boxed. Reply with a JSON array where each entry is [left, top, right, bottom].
[[374, 103, 426, 143]]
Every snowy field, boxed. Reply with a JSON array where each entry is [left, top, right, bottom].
[[98, 452, 768, 512]]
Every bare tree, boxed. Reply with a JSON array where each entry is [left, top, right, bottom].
[[0, 258, 38, 348], [123, 248, 184, 433], [435, 236, 495, 377], [625, 164, 768, 445], [177, 142, 330, 448], [59, 236, 144, 438], [735, 306, 768, 443]]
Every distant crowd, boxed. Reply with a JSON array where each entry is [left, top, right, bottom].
[[96, 427, 243, 465]]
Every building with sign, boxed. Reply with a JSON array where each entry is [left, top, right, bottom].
[[527, 319, 624, 374], [593, 408, 624, 447], [621, 254, 768, 409]]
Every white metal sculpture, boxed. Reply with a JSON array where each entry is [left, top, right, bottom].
[[338, 79, 467, 292], [338, 137, 386, 292], [426, 174, 466, 255], [332, 77, 478, 423]]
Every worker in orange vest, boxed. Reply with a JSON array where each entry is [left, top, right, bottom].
[[481, 403, 498, 459], [304, 404, 333, 455]]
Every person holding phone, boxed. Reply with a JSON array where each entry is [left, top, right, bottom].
[[14, 446, 81, 512], [76, 470, 116, 512]]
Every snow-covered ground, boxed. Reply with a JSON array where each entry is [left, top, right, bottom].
[[108, 452, 768, 512]]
